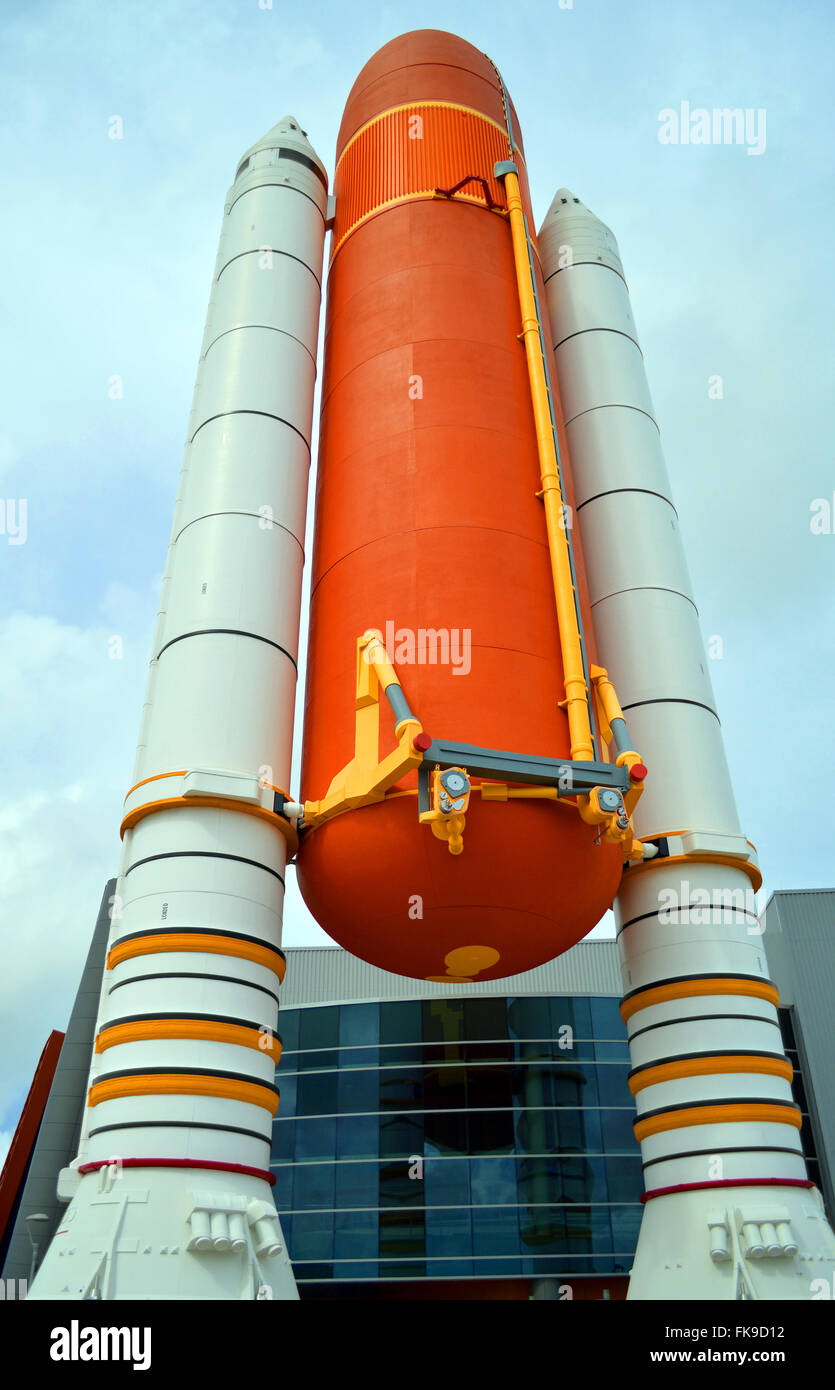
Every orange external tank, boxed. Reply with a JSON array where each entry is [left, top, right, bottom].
[[296, 30, 623, 982]]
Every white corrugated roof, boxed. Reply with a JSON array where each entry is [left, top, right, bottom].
[[279, 939, 622, 1008]]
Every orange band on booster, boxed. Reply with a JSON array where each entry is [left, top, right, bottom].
[[107, 933, 287, 981], [87, 1072, 279, 1115], [628, 1054, 793, 1096], [95, 1019, 281, 1057], [621, 977, 779, 1023], [634, 1102, 801, 1142]]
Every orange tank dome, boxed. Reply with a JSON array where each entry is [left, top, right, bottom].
[[336, 29, 525, 161]]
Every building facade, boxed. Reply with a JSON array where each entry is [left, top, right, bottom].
[[2, 889, 832, 1299], [270, 895, 831, 1298]]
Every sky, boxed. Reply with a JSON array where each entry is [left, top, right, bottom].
[[1, 0, 833, 1163]]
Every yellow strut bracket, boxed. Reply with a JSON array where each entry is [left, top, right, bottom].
[[303, 633, 647, 867], [303, 630, 425, 829]]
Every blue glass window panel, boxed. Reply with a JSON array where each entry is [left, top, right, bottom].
[[271, 1118, 295, 1163], [424, 1106, 468, 1155], [379, 1207, 425, 1258], [273, 1165, 293, 1211], [521, 1253, 617, 1277], [423, 1063, 467, 1113], [423, 1154, 470, 1206], [466, 1062, 514, 1113], [379, 1001, 422, 1062], [605, 1155, 643, 1204], [297, 1005, 339, 1068], [337, 1066, 378, 1114], [519, 1205, 568, 1252], [381, 1260, 426, 1279], [473, 1255, 522, 1277], [428, 1257, 474, 1277], [379, 1066, 425, 1110], [470, 1155, 517, 1206], [472, 1203, 521, 1258], [427, 1206, 472, 1273], [610, 1203, 643, 1253], [464, 998, 508, 1039], [275, 1072, 297, 1116], [338, 1002, 379, 1048], [295, 1048, 338, 1071], [425, 1205, 473, 1263], [554, 1061, 599, 1106], [513, 1064, 598, 1109], [516, 1154, 604, 1206], [590, 997, 628, 1040], [590, 1205, 614, 1255], [340, 1047, 380, 1068], [294, 1116, 337, 1161], [422, 1042, 465, 1069], [594, 1039, 631, 1061], [379, 1113, 424, 1159], [551, 997, 592, 1051], [289, 1210, 334, 1261], [514, 1104, 603, 1154], [577, 1104, 603, 1152], [294, 1262, 333, 1281], [601, 1107, 639, 1152], [335, 1160, 378, 1209], [563, 1205, 595, 1254], [518, 1154, 605, 1204], [515, 1104, 594, 1154], [421, 998, 465, 1048], [333, 1261, 379, 1280], [463, 999, 511, 1061], [299, 1004, 339, 1049], [507, 997, 554, 1051], [295, 1070, 338, 1117], [568, 1154, 607, 1203], [278, 1009, 299, 1055], [336, 1113, 379, 1160], [468, 1109, 515, 1155], [333, 1208, 379, 1261], [379, 1159, 423, 1207], [596, 1063, 633, 1108], [292, 1161, 335, 1210]]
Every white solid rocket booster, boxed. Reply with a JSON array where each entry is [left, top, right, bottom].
[[29, 117, 326, 1301], [538, 191, 835, 1299]]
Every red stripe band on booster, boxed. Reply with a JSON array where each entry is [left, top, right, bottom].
[[641, 1176, 814, 1203], [78, 1157, 276, 1186]]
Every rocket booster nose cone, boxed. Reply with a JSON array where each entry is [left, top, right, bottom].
[[544, 188, 589, 219], [234, 114, 328, 190], [272, 114, 306, 137], [538, 187, 624, 278]]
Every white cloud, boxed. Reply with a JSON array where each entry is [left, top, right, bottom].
[[0, 601, 150, 1123]]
